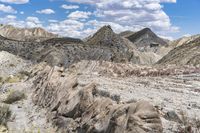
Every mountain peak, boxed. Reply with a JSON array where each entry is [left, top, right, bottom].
[[142, 27, 152, 32], [86, 25, 128, 49], [126, 28, 168, 49], [86, 25, 116, 45], [94, 25, 113, 36]]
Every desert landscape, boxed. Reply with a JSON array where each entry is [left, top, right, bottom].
[[0, 24, 199, 133], [0, 0, 200, 133]]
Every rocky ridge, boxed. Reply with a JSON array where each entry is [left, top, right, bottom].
[[0, 25, 58, 42], [31, 63, 163, 133], [126, 28, 168, 52], [157, 36, 200, 66]]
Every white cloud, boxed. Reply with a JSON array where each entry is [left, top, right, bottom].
[[47, 19, 84, 37], [36, 9, 55, 14], [0, 15, 43, 28], [67, 0, 179, 36], [183, 34, 191, 37], [5, 15, 16, 19], [160, 0, 176, 3], [20, 11, 24, 14], [48, 19, 58, 23], [26, 16, 42, 28], [159, 35, 174, 41], [0, 0, 29, 4], [61, 4, 79, 9], [0, 4, 17, 13], [68, 11, 92, 20], [0, 0, 179, 39]]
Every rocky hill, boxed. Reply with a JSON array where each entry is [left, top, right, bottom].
[[170, 34, 200, 48], [0, 25, 141, 67], [157, 36, 200, 66], [0, 25, 58, 42], [0, 25, 173, 67], [126, 28, 168, 52]]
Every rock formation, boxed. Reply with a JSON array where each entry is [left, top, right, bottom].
[[0, 25, 58, 42], [32, 64, 163, 133], [126, 28, 168, 52], [0, 25, 141, 67], [157, 36, 200, 66]]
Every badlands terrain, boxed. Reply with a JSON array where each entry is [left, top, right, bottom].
[[0, 25, 199, 133]]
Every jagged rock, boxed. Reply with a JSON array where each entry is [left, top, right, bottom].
[[32, 65, 163, 133]]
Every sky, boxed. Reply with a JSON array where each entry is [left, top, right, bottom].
[[0, 0, 199, 40]]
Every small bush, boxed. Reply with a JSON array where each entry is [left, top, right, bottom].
[[19, 71, 31, 77], [0, 104, 11, 126], [3, 90, 26, 104], [9, 64, 15, 67], [4, 76, 21, 83]]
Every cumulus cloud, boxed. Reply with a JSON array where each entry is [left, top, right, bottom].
[[68, 11, 92, 20], [0, 0, 29, 4], [61, 4, 79, 9], [36, 9, 55, 14], [0, 15, 43, 28], [0, 4, 17, 13], [0, 0, 179, 39], [48, 19, 58, 23], [47, 19, 84, 37], [66, 0, 179, 37]]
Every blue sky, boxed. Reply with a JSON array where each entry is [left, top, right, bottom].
[[0, 0, 199, 39]]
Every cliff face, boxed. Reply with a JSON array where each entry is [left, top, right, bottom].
[[0, 25, 58, 42]]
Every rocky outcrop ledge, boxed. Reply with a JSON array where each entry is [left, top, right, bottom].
[[32, 64, 163, 133]]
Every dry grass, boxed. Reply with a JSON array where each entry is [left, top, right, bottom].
[[0, 104, 11, 126], [177, 111, 200, 133]]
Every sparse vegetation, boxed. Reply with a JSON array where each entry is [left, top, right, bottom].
[[0, 73, 29, 84], [0, 104, 11, 126], [177, 111, 200, 133], [4, 76, 21, 83], [0, 77, 3, 83], [3, 90, 26, 104]]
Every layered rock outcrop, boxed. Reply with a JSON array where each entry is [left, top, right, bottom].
[[32, 64, 163, 133]]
